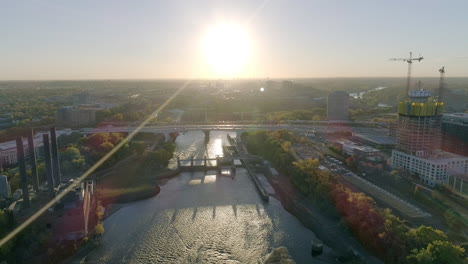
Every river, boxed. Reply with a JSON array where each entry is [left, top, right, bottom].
[[84, 131, 332, 264]]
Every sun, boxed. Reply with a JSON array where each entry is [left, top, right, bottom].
[[203, 23, 251, 77]]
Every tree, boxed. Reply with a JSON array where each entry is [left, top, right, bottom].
[[94, 223, 104, 236], [108, 132, 124, 145], [407, 240, 466, 264], [59, 147, 86, 174], [406, 225, 448, 250], [57, 132, 82, 148], [83, 133, 109, 149], [443, 209, 467, 230]]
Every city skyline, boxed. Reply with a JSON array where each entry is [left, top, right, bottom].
[[1, 0, 468, 80]]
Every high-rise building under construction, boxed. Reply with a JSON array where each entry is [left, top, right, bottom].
[[395, 90, 444, 156], [391, 85, 468, 187]]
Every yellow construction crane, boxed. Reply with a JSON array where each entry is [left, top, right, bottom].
[[390, 52, 424, 97]]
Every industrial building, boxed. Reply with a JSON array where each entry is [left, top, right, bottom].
[[327, 91, 349, 121], [351, 133, 396, 152], [334, 139, 382, 161], [49, 180, 97, 241], [441, 113, 468, 156]]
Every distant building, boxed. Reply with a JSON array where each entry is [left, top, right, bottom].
[[282, 80, 293, 90], [77, 91, 91, 104], [0, 131, 69, 167], [0, 175, 10, 199], [56, 106, 96, 127], [441, 113, 468, 156], [327, 91, 349, 120], [0, 135, 42, 168]]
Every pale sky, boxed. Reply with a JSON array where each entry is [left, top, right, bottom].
[[1, 0, 467, 80]]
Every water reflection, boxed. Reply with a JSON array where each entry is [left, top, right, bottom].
[[85, 131, 327, 264]]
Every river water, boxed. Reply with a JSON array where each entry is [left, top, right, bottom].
[[85, 131, 330, 264]]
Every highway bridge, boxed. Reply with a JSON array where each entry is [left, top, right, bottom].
[[74, 123, 385, 136]]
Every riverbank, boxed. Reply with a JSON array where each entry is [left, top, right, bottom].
[[266, 171, 380, 263], [96, 153, 180, 208]]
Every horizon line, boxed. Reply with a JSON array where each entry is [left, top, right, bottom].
[[2, 76, 468, 82]]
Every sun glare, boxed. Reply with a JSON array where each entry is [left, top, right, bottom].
[[203, 23, 251, 77]]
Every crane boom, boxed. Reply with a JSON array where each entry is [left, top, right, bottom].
[[390, 52, 424, 97], [438, 67, 445, 102]]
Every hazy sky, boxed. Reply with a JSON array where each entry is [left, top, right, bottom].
[[1, 0, 467, 80]]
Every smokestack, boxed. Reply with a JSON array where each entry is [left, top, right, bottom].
[[50, 127, 61, 187], [16, 137, 30, 208], [27, 130, 39, 193], [42, 134, 55, 197]]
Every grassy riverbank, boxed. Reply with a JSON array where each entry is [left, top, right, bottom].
[[97, 149, 177, 206]]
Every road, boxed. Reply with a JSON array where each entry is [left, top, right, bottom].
[[319, 156, 430, 219], [75, 123, 387, 136]]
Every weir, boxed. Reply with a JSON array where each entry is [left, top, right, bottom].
[[176, 156, 236, 176]]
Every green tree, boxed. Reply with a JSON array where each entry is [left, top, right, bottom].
[[132, 141, 146, 156], [57, 132, 82, 148], [60, 147, 86, 173], [407, 240, 466, 264], [443, 209, 467, 230]]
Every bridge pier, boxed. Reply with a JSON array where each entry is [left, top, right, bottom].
[[203, 130, 210, 143], [177, 156, 180, 167], [163, 132, 180, 142], [163, 132, 170, 142], [190, 156, 194, 166], [204, 156, 207, 167]]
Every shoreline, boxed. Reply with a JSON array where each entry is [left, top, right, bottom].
[[100, 168, 180, 218]]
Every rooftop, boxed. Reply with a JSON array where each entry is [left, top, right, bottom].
[[353, 133, 396, 145], [335, 139, 380, 153], [443, 113, 468, 124]]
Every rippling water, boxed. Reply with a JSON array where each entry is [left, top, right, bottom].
[[85, 131, 328, 264]]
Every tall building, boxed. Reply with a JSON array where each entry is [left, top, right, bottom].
[[391, 89, 468, 186], [395, 90, 443, 156], [441, 113, 468, 156], [327, 91, 349, 120]]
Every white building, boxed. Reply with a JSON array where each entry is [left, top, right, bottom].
[[391, 150, 468, 186]]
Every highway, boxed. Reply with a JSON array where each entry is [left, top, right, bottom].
[[74, 123, 386, 135]]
